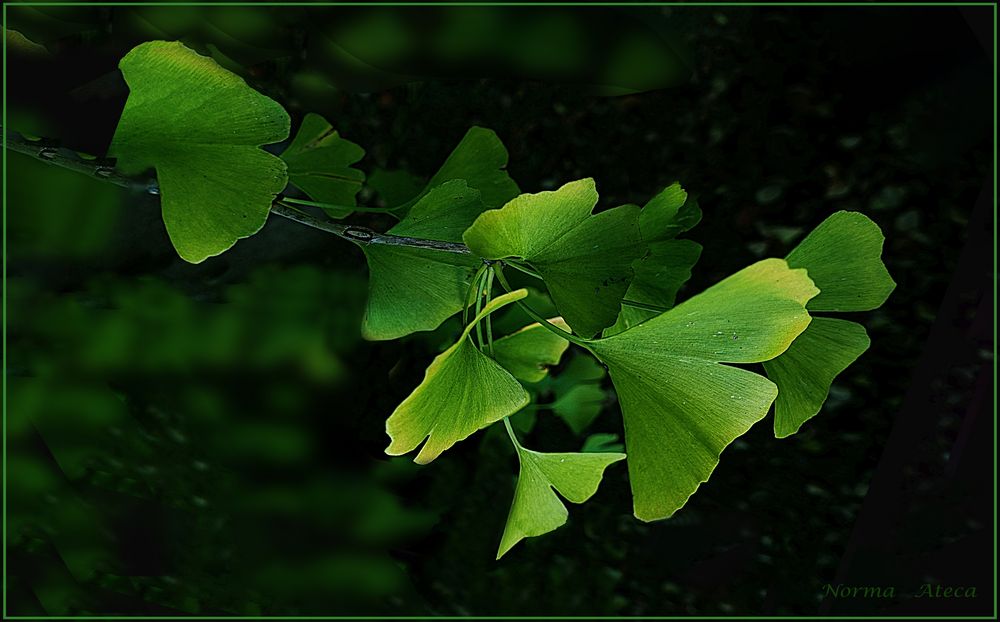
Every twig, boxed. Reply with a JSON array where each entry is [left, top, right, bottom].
[[2, 127, 473, 255]]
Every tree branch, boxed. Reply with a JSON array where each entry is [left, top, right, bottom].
[[2, 127, 473, 256]]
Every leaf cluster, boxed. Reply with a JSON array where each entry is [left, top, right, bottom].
[[106, 41, 895, 558]]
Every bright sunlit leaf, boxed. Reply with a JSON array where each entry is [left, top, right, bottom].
[[785, 211, 895, 312], [497, 447, 624, 559], [385, 289, 530, 464], [586, 258, 818, 521], [464, 178, 644, 337], [109, 40, 290, 263]]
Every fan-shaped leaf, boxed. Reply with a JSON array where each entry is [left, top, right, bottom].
[[280, 113, 365, 219], [607, 238, 702, 335], [765, 211, 894, 437], [497, 448, 625, 559], [763, 318, 870, 438], [606, 182, 703, 335], [492, 318, 571, 383], [393, 126, 519, 218], [638, 182, 702, 242], [385, 289, 530, 464], [785, 211, 895, 312], [109, 40, 290, 263], [464, 178, 644, 337], [586, 258, 818, 521], [361, 180, 486, 340]]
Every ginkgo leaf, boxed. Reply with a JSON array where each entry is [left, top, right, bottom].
[[280, 112, 365, 219], [546, 354, 606, 395], [393, 126, 520, 218], [490, 288, 559, 335], [492, 318, 571, 383], [361, 180, 486, 340], [581, 433, 625, 454], [385, 289, 530, 464], [763, 211, 894, 437], [552, 384, 606, 435], [497, 448, 625, 559], [369, 168, 424, 207], [109, 40, 290, 263], [464, 179, 644, 337], [785, 211, 896, 312], [638, 182, 702, 242], [585, 258, 818, 521], [606, 238, 702, 335], [763, 318, 870, 438], [605, 182, 703, 335]]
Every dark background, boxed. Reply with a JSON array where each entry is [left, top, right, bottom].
[[4, 5, 994, 617]]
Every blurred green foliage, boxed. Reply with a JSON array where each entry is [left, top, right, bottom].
[[4, 4, 992, 617]]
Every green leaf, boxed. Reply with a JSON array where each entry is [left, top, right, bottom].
[[490, 288, 559, 335], [586, 258, 818, 521], [109, 40, 290, 263], [552, 384, 606, 435], [361, 180, 486, 340], [369, 168, 424, 207], [604, 183, 703, 336], [385, 289, 530, 464], [394, 126, 520, 218], [280, 113, 365, 219], [606, 238, 703, 335], [581, 433, 625, 454], [464, 179, 644, 337], [388, 179, 490, 241], [497, 448, 625, 559], [492, 318, 571, 383], [762, 211, 893, 437], [785, 211, 896, 312], [639, 182, 702, 242], [547, 353, 606, 395], [763, 317, 870, 438]]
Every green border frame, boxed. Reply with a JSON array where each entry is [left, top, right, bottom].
[[1, 1, 996, 620]]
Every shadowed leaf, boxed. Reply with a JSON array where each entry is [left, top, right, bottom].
[[361, 180, 486, 340], [492, 318, 571, 383], [393, 126, 519, 218], [552, 384, 606, 434], [763, 317, 870, 438], [607, 238, 702, 335], [765, 211, 893, 437], [281, 113, 365, 219]]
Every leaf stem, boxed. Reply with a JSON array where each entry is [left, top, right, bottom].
[[484, 266, 496, 357], [505, 260, 543, 280], [621, 299, 671, 313], [502, 417, 522, 450], [473, 270, 487, 350], [279, 195, 395, 214], [463, 263, 489, 325], [494, 265, 592, 349]]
